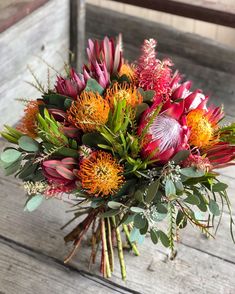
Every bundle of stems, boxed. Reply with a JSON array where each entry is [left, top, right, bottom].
[[64, 210, 139, 280]]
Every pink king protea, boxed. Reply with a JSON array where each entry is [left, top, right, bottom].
[[138, 102, 189, 163]]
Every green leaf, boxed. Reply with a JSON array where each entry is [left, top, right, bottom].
[[150, 229, 159, 244], [176, 210, 187, 229], [24, 194, 44, 212], [151, 210, 167, 222], [156, 203, 168, 214], [1, 149, 22, 164], [107, 201, 123, 209], [196, 192, 208, 212], [135, 103, 149, 120], [139, 220, 149, 235], [134, 214, 147, 229], [212, 182, 228, 192], [184, 194, 200, 205], [134, 190, 144, 202], [180, 167, 205, 178], [138, 88, 155, 103], [172, 150, 190, 164], [156, 230, 170, 247], [4, 159, 22, 176], [209, 199, 220, 216], [18, 136, 39, 152], [84, 78, 104, 95], [102, 209, 120, 218], [64, 98, 73, 109], [165, 179, 176, 196], [43, 93, 67, 108], [130, 207, 145, 213], [82, 132, 107, 148], [129, 227, 145, 244], [175, 181, 184, 192], [145, 179, 160, 204]]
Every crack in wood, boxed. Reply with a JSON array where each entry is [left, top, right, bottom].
[[0, 234, 141, 294]]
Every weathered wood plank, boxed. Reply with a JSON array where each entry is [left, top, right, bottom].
[[111, 0, 235, 28], [86, 4, 235, 73], [0, 0, 49, 33], [0, 237, 124, 294], [0, 0, 69, 129]]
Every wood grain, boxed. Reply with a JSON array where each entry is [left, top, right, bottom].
[[0, 0, 69, 129], [111, 0, 235, 28], [0, 238, 124, 294]]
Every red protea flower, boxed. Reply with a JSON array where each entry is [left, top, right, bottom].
[[170, 71, 208, 113], [55, 68, 86, 99], [136, 39, 173, 103], [86, 35, 123, 80], [55, 36, 123, 97], [42, 157, 77, 196], [138, 102, 189, 163]]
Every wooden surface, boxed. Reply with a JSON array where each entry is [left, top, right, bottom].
[[0, 0, 69, 129], [111, 0, 235, 28], [0, 0, 49, 33], [1, 3, 235, 293]]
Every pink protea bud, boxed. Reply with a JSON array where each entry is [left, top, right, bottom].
[[42, 158, 78, 195]]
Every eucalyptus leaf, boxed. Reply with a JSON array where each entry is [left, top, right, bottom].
[[134, 214, 147, 229], [184, 194, 200, 205], [180, 167, 205, 178], [165, 179, 176, 196], [85, 78, 104, 95], [150, 229, 158, 244], [107, 201, 123, 209], [130, 207, 145, 213], [156, 230, 170, 247], [18, 136, 39, 152], [129, 227, 145, 244], [212, 182, 228, 192], [145, 179, 160, 204], [102, 209, 120, 218], [172, 150, 190, 164], [134, 190, 144, 202], [209, 199, 220, 216], [1, 149, 22, 164], [24, 194, 44, 212], [4, 159, 22, 176]]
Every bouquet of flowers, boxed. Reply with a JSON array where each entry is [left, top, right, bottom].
[[1, 35, 235, 280]]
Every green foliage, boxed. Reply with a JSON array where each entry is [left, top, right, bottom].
[[84, 78, 104, 95], [37, 109, 68, 146], [24, 194, 44, 212], [18, 136, 39, 152], [0, 125, 24, 144]]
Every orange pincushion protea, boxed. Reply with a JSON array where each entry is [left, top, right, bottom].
[[67, 91, 110, 132], [119, 63, 137, 84], [78, 151, 124, 197], [17, 100, 43, 138], [186, 109, 220, 149], [105, 82, 142, 109]]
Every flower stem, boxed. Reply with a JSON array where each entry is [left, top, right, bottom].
[[122, 224, 140, 256], [101, 218, 112, 278], [112, 216, 126, 281], [106, 217, 114, 272]]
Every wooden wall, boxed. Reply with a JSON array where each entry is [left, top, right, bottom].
[[0, 0, 69, 128], [88, 0, 235, 48]]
